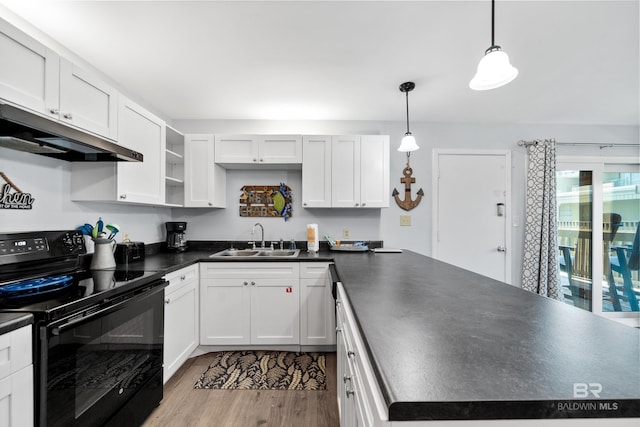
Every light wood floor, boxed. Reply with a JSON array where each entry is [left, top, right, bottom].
[[143, 352, 340, 427]]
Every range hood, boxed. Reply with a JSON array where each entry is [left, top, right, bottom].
[[0, 103, 142, 162]]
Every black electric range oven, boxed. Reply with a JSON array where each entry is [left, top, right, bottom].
[[0, 230, 167, 427]]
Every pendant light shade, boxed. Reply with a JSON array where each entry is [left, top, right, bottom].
[[398, 81, 419, 152], [470, 0, 518, 91], [469, 46, 518, 90], [398, 133, 419, 152]]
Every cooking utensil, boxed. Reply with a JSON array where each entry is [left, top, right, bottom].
[[76, 224, 93, 236], [93, 217, 104, 238], [106, 223, 120, 240]]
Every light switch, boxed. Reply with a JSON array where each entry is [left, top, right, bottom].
[[400, 215, 412, 226]]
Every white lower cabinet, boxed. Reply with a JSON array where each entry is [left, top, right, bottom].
[[300, 262, 336, 346], [163, 265, 199, 383], [200, 262, 300, 345], [0, 324, 33, 427], [336, 283, 388, 427]]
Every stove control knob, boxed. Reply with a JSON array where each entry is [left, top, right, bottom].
[[62, 232, 83, 253]]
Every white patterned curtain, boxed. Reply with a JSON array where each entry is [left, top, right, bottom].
[[521, 139, 562, 299]]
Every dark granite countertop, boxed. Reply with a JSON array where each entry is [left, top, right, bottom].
[[0, 312, 33, 335], [119, 247, 640, 421], [331, 250, 640, 421]]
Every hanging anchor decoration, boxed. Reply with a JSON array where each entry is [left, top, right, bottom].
[[392, 158, 423, 211]]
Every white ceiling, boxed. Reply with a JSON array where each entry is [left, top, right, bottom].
[[1, 0, 638, 125]]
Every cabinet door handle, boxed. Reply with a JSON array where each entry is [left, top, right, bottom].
[[251, 281, 256, 286], [354, 203, 359, 207], [180, 275, 186, 281], [362, 203, 366, 207], [259, 158, 263, 162], [120, 194, 127, 199], [253, 158, 257, 162], [243, 281, 249, 286], [303, 202, 308, 206], [347, 350, 356, 358], [63, 113, 73, 120], [165, 298, 171, 304], [49, 108, 59, 114], [336, 327, 342, 333], [343, 375, 351, 384], [346, 389, 355, 398], [208, 202, 212, 206]]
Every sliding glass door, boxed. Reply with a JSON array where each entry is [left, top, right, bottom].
[[556, 159, 639, 326]]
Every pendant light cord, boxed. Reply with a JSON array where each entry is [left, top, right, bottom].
[[491, 0, 495, 47], [405, 90, 410, 134]]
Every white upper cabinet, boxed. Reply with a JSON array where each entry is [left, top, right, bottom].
[[259, 135, 302, 163], [184, 134, 226, 208], [331, 135, 390, 208], [331, 135, 362, 207], [70, 97, 166, 205], [214, 134, 302, 168], [359, 135, 390, 208], [303, 135, 390, 209], [302, 135, 332, 208], [0, 17, 59, 116], [116, 96, 165, 204], [58, 58, 118, 140], [0, 18, 118, 141]]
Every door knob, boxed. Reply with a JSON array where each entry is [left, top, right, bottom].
[[497, 246, 506, 252]]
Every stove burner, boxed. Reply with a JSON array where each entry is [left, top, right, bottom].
[[0, 275, 75, 300]]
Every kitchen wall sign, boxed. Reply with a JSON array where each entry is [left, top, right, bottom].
[[392, 159, 423, 211], [0, 172, 34, 209], [239, 183, 292, 221]]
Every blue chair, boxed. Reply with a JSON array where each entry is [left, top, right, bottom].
[[610, 222, 640, 312], [559, 213, 623, 311]]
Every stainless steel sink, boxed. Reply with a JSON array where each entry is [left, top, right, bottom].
[[256, 250, 298, 257], [209, 248, 300, 258], [209, 249, 259, 257]]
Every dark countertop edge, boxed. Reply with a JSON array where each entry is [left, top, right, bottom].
[[389, 399, 640, 421], [0, 312, 33, 335]]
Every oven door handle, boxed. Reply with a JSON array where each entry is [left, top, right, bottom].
[[49, 282, 165, 335]]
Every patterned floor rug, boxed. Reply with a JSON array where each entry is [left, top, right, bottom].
[[194, 351, 326, 390]]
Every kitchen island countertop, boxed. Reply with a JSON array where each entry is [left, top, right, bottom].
[[125, 248, 640, 421]]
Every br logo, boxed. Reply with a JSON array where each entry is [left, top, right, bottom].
[[573, 383, 602, 398]]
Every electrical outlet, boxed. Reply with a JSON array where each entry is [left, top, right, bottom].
[[400, 215, 412, 226], [342, 229, 350, 239]]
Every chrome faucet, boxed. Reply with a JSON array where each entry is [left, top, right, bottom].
[[251, 223, 265, 249]]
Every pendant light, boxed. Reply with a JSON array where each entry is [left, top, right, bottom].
[[469, 0, 518, 90], [398, 81, 419, 153]]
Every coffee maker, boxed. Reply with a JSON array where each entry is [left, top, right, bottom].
[[165, 222, 188, 252]]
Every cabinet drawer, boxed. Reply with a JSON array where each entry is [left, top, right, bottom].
[[200, 262, 299, 279], [0, 325, 32, 380], [165, 265, 198, 293], [300, 262, 331, 279]]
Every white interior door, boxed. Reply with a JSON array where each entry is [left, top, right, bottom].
[[433, 150, 511, 283]]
